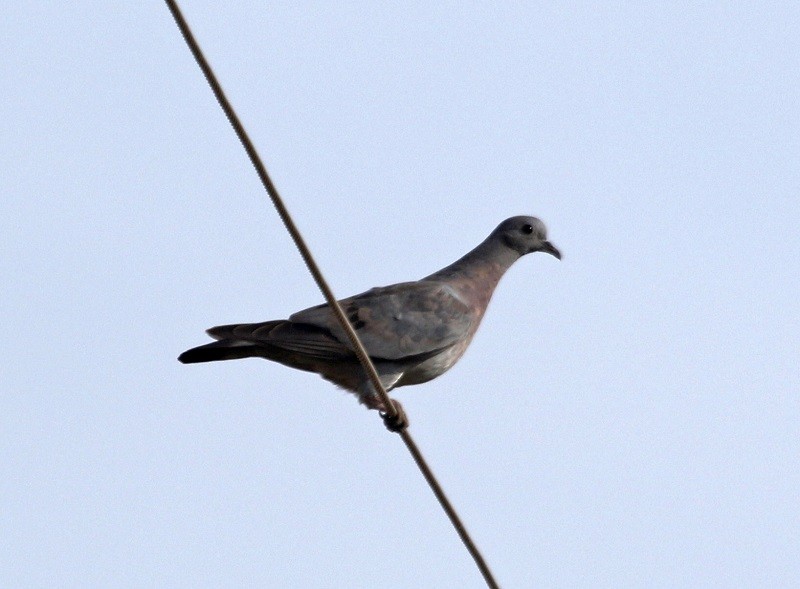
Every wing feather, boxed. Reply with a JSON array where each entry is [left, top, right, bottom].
[[289, 282, 475, 360]]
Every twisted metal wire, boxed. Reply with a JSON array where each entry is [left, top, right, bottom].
[[164, 3, 500, 587]]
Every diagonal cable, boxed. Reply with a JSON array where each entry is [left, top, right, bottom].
[[163, 2, 500, 587]]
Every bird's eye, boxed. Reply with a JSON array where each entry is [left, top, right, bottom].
[[521, 224, 534, 234]]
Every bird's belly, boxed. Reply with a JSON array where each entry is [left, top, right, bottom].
[[394, 343, 468, 387]]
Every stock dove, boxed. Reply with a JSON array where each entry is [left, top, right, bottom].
[[179, 216, 560, 414]]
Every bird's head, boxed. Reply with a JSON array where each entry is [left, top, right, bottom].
[[494, 216, 561, 259]]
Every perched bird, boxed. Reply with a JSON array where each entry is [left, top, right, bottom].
[[179, 216, 560, 415]]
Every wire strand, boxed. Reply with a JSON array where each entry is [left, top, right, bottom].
[[164, 2, 499, 587]]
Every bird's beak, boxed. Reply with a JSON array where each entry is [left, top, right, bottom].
[[540, 241, 561, 260]]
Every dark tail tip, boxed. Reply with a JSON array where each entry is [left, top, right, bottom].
[[178, 341, 258, 364], [178, 347, 216, 364]]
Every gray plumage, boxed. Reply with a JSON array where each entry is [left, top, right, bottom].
[[179, 216, 560, 410]]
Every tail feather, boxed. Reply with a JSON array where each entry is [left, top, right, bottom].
[[206, 321, 283, 341], [179, 319, 354, 368], [178, 340, 259, 364]]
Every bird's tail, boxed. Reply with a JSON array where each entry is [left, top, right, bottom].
[[178, 320, 351, 369]]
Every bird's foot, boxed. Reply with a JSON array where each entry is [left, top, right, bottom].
[[380, 399, 409, 433], [360, 390, 409, 432]]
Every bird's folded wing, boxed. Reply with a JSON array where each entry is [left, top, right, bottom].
[[289, 281, 475, 360]]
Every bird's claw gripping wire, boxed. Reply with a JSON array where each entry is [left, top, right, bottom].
[[381, 399, 409, 433]]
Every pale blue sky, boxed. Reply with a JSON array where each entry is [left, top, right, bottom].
[[3, 2, 799, 587]]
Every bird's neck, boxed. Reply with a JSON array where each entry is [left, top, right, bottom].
[[423, 237, 520, 309]]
